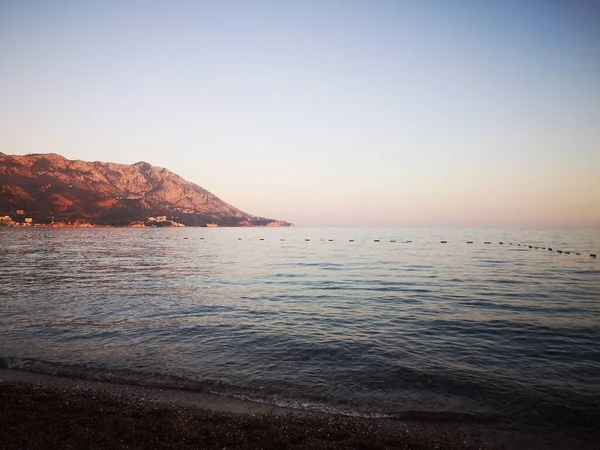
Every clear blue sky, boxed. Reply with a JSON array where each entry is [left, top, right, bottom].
[[1, 0, 599, 226]]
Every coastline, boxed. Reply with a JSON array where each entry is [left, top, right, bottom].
[[1, 369, 596, 449], [0, 222, 293, 228]]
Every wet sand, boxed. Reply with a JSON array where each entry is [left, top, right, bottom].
[[0, 369, 596, 449]]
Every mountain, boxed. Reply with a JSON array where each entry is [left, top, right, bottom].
[[0, 152, 292, 227]]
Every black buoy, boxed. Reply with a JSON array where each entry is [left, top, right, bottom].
[[260, 238, 264, 241], [441, 240, 447, 243], [466, 241, 473, 244], [406, 240, 412, 243], [528, 245, 532, 248], [591, 254, 597, 258], [548, 248, 552, 251], [390, 240, 396, 243], [238, 238, 242, 240], [499, 242, 504, 245], [374, 239, 380, 242], [328, 239, 333, 242], [349, 239, 355, 242], [576, 252, 581, 255], [557, 250, 563, 253], [485, 242, 491, 244], [280, 238, 285, 241], [565, 251, 571, 254], [305, 239, 310, 241]]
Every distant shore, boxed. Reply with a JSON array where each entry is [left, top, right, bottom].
[[1, 369, 596, 449], [0, 222, 293, 228]]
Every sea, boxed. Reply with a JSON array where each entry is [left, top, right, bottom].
[[1, 227, 599, 433]]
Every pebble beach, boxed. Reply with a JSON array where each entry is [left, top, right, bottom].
[[1, 370, 597, 450]]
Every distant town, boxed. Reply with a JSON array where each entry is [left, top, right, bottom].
[[0, 210, 191, 228], [0, 210, 292, 228]]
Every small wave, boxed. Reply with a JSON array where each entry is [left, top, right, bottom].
[[0, 356, 386, 418], [210, 391, 392, 418], [0, 356, 210, 391], [0, 356, 502, 422]]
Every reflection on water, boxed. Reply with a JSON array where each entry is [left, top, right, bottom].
[[0, 227, 599, 428]]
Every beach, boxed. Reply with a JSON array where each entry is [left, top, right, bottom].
[[1, 369, 597, 450]]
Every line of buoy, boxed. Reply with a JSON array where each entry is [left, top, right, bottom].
[[518, 243, 600, 258], [195, 238, 595, 259]]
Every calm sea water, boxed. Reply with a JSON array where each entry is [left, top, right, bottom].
[[1, 227, 599, 430]]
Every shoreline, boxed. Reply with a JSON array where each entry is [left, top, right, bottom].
[[0, 223, 293, 228], [1, 369, 597, 449]]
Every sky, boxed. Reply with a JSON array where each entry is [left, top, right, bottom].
[[1, 0, 599, 226]]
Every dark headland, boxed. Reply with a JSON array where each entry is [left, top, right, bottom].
[[0, 152, 293, 228], [1, 370, 597, 449]]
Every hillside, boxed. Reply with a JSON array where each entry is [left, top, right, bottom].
[[0, 152, 292, 227]]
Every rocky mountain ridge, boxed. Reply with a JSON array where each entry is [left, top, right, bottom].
[[0, 152, 292, 227]]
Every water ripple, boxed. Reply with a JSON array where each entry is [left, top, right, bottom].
[[1, 227, 599, 431]]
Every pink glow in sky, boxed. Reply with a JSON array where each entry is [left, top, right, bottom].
[[1, 1, 599, 226]]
